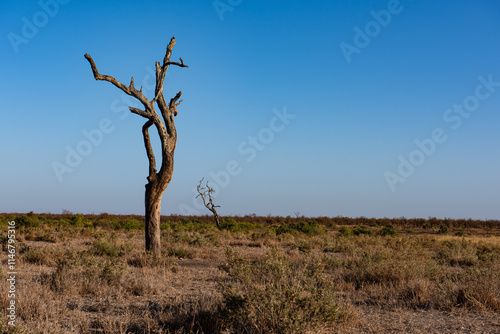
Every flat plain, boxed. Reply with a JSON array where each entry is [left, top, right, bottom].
[[1, 213, 499, 333]]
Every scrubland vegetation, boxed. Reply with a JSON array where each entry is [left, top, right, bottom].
[[0, 212, 499, 333]]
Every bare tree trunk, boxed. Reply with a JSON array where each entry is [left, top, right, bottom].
[[145, 183, 162, 256], [144, 166, 172, 257], [85, 37, 187, 257]]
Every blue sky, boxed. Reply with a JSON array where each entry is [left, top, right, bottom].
[[1, 0, 499, 219]]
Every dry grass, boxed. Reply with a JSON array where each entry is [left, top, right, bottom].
[[0, 214, 499, 333]]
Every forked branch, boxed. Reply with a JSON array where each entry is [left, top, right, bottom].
[[196, 178, 221, 230], [85, 37, 189, 181], [84, 53, 152, 114], [169, 91, 183, 116], [153, 36, 189, 104], [162, 37, 189, 69]]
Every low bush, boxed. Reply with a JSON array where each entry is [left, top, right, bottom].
[[112, 218, 143, 231], [221, 219, 261, 233], [16, 215, 39, 228], [352, 226, 373, 236], [439, 225, 449, 234], [218, 247, 351, 333], [339, 226, 353, 237], [276, 221, 327, 236], [380, 225, 398, 237]]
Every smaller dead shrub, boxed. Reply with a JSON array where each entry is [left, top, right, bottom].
[[98, 260, 126, 286], [435, 239, 479, 267], [22, 247, 55, 266], [456, 268, 500, 311], [40, 260, 74, 294], [123, 276, 159, 296], [399, 278, 433, 308], [89, 239, 125, 257]]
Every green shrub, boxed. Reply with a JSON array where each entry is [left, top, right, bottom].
[[221, 219, 260, 233], [83, 220, 94, 228], [339, 226, 373, 237], [352, 226, 373, 236], [169, 218, 214, 231], [220, 218, 238, 232], [70, 214, 87, 227], [160, 220, 172, 230], [275, 224, 293, 236], [438, 225, 449, 234], [325, 222, 336, 229], [380, 225, 398, 237], [276, 221, 326, 236], [122, 218, 143, 230], [93, 219, 113, 229], [16, 215, 39, 228], [218, 247, 351, 333], [339, 226, 353, 237]]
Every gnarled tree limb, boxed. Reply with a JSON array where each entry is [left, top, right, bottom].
[[153, 37, 188, 105], [169, 91, 183, 116], [142, 119, 156, 181], [130, 107, 151, 119], [84, 53, 152, 112]]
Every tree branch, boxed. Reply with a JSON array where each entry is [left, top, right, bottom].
[[152, 37, 188, 104], [84, 37, 187, 186], [84, 53, 152, 113], [130, 107, 151, 119], [169, 91, 183, 116], [163, 36, 176, 67], [142, 119, 156, 181], [166, 57, 188, 68]]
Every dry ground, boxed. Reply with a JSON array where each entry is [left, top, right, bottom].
[[0, 214, 499, 333]]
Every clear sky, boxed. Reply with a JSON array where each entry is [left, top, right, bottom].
[[1, 0, 499, 219]]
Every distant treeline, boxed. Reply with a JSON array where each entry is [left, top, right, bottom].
[[1, 212, 498, 230]]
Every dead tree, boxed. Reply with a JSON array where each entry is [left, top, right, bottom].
[[196, 178, 221, 230], [84, 37, 188, 257]]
